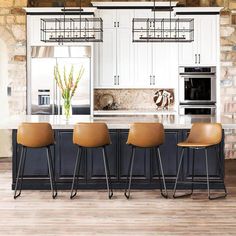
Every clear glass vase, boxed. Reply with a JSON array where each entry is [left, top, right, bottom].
[[62, 98, 72, 120]]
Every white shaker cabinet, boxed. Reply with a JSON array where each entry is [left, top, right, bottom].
[[197, 15, 217, 65], [178, 15, 217, 66], [96, 28, 117, 87], [133, 9, 154, 88], [27, 15, 42, 46], [95, 9, 134, 88], [133, 42, 152, 87], [133, 10, 177, 88], [134, 43, 177, 88], [152, 43, 178, 88]]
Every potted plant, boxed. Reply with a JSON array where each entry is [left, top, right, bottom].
[[54, 64, 84, 119]]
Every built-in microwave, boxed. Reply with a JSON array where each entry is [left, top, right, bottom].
[[179, 67, 216, 105]]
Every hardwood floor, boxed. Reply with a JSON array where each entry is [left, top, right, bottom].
[[1, 158, 236, 235]]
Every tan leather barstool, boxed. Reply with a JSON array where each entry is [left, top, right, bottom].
[[70, 123, 113, 199], [15, 122, 57, 199], [173, 123, 227, 200], [124, 123, 168, 199]]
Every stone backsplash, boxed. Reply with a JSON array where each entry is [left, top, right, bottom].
[[94, 89, 175, 111]]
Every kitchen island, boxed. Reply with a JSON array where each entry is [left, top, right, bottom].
[[0, 114, 234, 190]]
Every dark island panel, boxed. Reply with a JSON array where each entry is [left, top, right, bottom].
[[12, 129, 225, 190]]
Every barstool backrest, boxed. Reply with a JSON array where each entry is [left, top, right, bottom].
[[73, 123, 111, 148], [127, 123, 165, 148], [17, 122, 54, 148], [187, 123, 222, 145]]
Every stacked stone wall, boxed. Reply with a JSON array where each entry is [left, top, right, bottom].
[[0, 0, 27, 115]]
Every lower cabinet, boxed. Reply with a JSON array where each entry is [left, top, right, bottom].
[[12, 129, 225, 189], [56, 131, 86, 181], [151, 130, 182, 179], [119, 131, 150, 180], [86, 131, 118, 180]]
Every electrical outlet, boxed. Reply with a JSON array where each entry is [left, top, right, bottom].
[[7, 87, 11, 96]]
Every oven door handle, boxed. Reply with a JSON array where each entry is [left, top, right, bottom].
[[180, 105, 216, 108], [179, 74, 216, 78]]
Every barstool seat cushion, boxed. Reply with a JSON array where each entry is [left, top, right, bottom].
[[127, 123, 164, 148], [17, 122, 54, 148], [177, 123, 222, 148], [177, 142, 213, 148], [73, 123, 111, 148]]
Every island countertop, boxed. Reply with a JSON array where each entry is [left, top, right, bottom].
[[0, 114, 236, 129]]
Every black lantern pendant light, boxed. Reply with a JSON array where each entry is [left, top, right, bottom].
[[40, 0, 103, 44], [132, 0, 194, 42]]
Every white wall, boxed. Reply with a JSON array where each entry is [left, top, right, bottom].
[[0, 39, 11, 158]]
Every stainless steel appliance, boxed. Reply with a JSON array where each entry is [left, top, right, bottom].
[[179, 66, 216, 105], [179, 66, 216, 115], [28, 46, 91, 115], [179, 104, 216, 115]]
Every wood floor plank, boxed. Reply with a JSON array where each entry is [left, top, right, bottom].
[[1, 159, 236, 235]]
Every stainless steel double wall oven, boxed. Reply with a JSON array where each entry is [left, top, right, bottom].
[[179, 66, 216, 115]]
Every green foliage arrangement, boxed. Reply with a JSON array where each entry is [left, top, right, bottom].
[[54, 64, 85, 118]]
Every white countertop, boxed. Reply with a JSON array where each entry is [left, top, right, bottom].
[[0, 115, 235, 130], [93, 108, 176, 116]]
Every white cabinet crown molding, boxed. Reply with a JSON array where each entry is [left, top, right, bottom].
[[24, 7, 97, 13], [174, 7, 223, 13], [91, 1, 178, 7]]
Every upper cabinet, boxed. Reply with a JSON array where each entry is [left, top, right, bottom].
[[95, 9, 134, 88], [178, 15, 218, 66], [133, 10, 178, 88], [132, 9, 152, 88], [152, 43, 178, 88], [25, 6, 220, 89], [27, 15, 42, 46], [95, 9, 178, 89]]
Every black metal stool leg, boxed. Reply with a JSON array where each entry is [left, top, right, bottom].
[[124, 146, 135, 199], [190, 149, 195, 195], [14, 146, 26, 199], [206, 147, 227, 200], [102, 147, 113, 199], [205, 148, 211, 199], [46, 146, 57, 199], [173, 148, 190, 198], [215, 145, 227, 198], [48, 146, 57, 198], [70, 147, 82, 199], [156, 147, 168, 198]]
